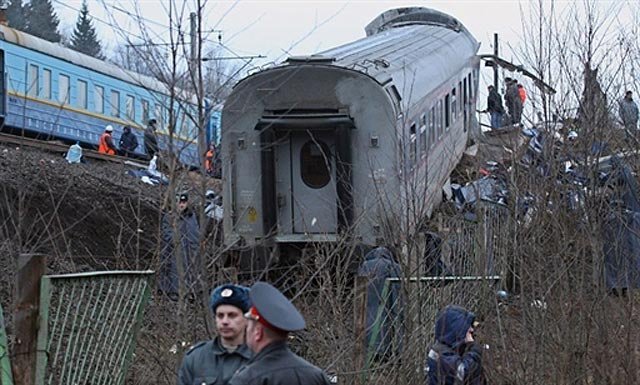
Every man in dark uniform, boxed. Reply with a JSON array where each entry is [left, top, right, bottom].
[[144, 118, 159, 159], [229, 282, 331, 385], [178, 284, 252, 385]]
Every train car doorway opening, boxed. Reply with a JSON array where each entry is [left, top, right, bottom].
[[289, 131, 336, 233], [257, 114, 354, 239]]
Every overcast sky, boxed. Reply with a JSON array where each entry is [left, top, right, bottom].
[[55, 1, 531, 63]]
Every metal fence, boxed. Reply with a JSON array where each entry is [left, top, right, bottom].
[[35, 271, 153, 385], [0, 303, 12, 385], [355, 202, 511, 384]]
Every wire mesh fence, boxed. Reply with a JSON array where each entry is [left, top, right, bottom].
[[346, 201, 510, 385], [35, 271, 153, 385], [0, 303, 12, 385]]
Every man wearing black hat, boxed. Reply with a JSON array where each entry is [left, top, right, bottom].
[[229, 282, 331, 385], [178, 284, 253, 385]]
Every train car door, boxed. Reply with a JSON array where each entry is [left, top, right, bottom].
[[0, 50, 5, 121], [277, 130, 337, 234]]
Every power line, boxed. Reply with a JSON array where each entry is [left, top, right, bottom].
[[51, 0, 149, 43]]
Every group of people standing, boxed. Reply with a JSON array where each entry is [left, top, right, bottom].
[[178, 283, 485, 385], [96, 118, 159, 159], [485, 77, 526, 129], [178, 282, 332, 385], [177, 246, 486, 385]]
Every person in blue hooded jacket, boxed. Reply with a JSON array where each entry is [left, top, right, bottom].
[[425, 305, 485, 385]]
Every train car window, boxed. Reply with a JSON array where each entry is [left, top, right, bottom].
[[155, 104, 165, 132], [95, 85, 104, 114], [429, 107, 435, 147], [179, 110, 187, 136], [467, 75, 473, 100], [142, 100, 149, 123], [28, 64, 38, 97], [420, 114, 427, 155], [42, 69, 51, 99], [409, 123, 417, 166], [58, 74, 70, 104], [300, 140, 331, 189], [458, 81, 463, 110], [110, 90, 120, 117], [420, 123, 427, 158], [437, 100, 443, 138], [463, 80, 468, 105], [451, 88, 457, 122], [445, 94, 451, 130], [77, 80, 87, 109], [126, 95, 135, 120]]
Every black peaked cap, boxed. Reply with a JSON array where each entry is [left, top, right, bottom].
[[249, 281, 306, 332]]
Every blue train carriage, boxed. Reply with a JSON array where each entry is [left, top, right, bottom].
[[0, 24, 217, 168], [221, 7, 480, 260]]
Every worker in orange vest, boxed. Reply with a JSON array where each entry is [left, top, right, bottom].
[[205, 143, 216, 175], [517, 83, 527, 104], [98, 125, 117, 155]]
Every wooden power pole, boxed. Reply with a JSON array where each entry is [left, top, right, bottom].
[[12, 254, 47, 385]]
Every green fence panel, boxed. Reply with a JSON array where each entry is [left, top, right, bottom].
[[35, 270, 153, 385], [0, 303, 13, 385]]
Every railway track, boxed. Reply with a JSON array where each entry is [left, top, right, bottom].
[[0, 131, 148, 167]]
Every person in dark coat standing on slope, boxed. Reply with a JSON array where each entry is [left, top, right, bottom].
[[158, 193, 201, 300], [505, 78, 522, 125], [486, 85, 504, 129], [425, 305, 486, 385], [357, 246, 403, 361], [229, 282, 331, 385], [144, 118, 159, 159], [619, 90, 639, 132], [118, 125, 138, 157], [178, 284, 252, 385]]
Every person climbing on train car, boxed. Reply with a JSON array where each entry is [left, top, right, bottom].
[[425, 305, 486, 385], [119, 125, 138, 157], [205, 143, 216, 175], [144, 118, 159, 159], [98, 125, 117, 155], [178, 284, 252, 385]]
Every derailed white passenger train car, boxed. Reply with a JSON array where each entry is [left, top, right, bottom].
[[221, 7, 480, 260]]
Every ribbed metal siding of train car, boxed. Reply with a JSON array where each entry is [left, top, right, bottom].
[[221, 7, 479, 255], [0, 25, 206, 167]]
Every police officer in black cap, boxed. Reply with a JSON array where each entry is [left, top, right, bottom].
[[229, 282, 330, 385], [178, 284, 253, 385]]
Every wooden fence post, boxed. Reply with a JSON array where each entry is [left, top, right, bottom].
[[352, 276, 368, 385], [11, 254, 47, 385]]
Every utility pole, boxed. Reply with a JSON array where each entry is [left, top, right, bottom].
[[190, 10, 206, 175], [190, 12, 198, 80], [493, 33, 499, 89]]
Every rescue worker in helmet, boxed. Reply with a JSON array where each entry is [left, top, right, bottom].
[[98, 125, 117, 155]]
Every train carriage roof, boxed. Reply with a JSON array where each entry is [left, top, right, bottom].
[[281, 7, 479, 103], [0, 25, 196, 102], [319, 8, 478, 91]]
